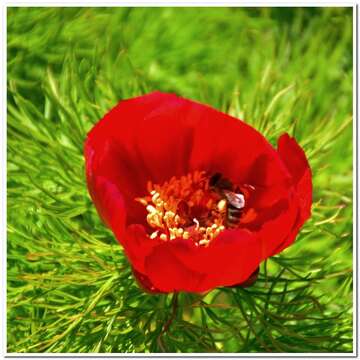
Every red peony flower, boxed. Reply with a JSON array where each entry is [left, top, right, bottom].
[[84, 91, 312, 293]]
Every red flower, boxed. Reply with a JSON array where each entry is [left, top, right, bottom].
[[84, 92, 312, 293]]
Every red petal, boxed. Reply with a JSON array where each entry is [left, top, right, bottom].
[[226, 266, 260, 288], [185, 102, 291, 189], [86, 92, 179, 155], [257, 190, 301, 258], [122, 224, 160, 274], [132, 267, 165, 294], [84, 92, 183, 228], [144, 244, 207, 293], [85, 172, 126, 240], [254, 134, 313, 257], [278, 133, 311, 185], [147, 229, 262, 292], [121, 226, 206, 293], [274, 134, 312, 253], [85, 137, 150, 227]]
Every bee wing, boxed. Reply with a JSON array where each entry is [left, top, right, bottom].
[[223, 190, 245, 209]]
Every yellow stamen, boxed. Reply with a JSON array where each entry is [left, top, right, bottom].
[[150, 231, 158, 239], [199, 239, 209, 246], [152, 192, 160, 202], [146, 205, 157, 213], [136, 171, 244, 245], [135, 197, 149, 206], [217, 199, 227, 212], [193, 218, 200, 230]]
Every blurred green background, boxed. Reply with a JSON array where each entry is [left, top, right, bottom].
[[7, 7, 353, 353]]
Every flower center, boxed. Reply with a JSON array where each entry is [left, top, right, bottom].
[[135, 170, 254, 247]]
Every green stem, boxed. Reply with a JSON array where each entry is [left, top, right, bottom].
[[157, 293, 179, 352]]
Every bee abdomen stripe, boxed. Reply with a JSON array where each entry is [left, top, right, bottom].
[[228, 210, 241, 217], [228, 213, 241, 220]]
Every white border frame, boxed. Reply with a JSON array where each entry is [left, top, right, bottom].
[[1, 2, 358, 359]]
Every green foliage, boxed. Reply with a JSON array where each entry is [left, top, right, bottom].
[[7, 7, 353, 353]]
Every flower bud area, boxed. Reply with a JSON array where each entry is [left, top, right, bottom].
[[135, 171, 255, 247]]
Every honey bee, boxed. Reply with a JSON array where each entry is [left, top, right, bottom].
[[209, 172, 245, 228]]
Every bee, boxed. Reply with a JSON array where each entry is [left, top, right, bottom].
[[209, 172, 245, 228]]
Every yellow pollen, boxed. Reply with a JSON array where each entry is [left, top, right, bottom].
[[150, 231, 159, 239], [136, 171, 236, 245], [152, 192, 160, 202], [217, 199, 227, 212], [199, 239, 209, 246], [146, 205, 157, 213]]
